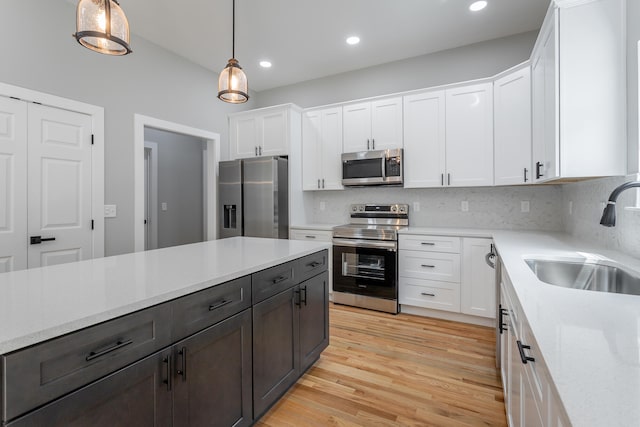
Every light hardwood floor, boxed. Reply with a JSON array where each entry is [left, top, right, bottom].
[[256, 303, 507, 427]]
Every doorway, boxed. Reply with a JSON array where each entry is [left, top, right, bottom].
[[134, 115, 220, 252]]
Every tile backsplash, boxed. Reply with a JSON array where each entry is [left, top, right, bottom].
[[307, 185, 564, 231], [562, 176, 640, 259]]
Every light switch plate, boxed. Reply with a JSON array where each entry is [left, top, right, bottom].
[[161, 202, 168, 211], [413, 202, 420, 212], [521, 201, 530, 213], [461, 201, 469, 212], [104, 204, 117, 218]]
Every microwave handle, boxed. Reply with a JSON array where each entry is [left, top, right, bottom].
[[381, 156, 386, 180]]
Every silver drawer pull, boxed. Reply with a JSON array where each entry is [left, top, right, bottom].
[[209, 299, 232, 311], [421, 264, 436, 268], [305, 235, 316, 239], [86, 339, 133, 361], [421, 242, 435, 246], [272, 275, 289, 284], [421, 292, 436, 297]]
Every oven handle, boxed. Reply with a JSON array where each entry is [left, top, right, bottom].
[[332, 238, 397, 251]]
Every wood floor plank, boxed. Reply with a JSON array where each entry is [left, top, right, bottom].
[[256, 303, 507, 427]]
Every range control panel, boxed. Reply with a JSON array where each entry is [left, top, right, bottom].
[[349, 204, 409, 215]]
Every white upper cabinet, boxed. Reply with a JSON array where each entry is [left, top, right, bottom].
[[494, 65, 532, 186], [342, 97, 403, 152], [445, 83, 494, 187], [302, 107, 343, 191], [531, 0, 625, 182], [229, 104, 300, 160], [403, 90, 446, 188]]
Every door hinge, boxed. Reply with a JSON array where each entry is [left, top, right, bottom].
[[91, 219, 94, 230], [91, 134, 94, 145]]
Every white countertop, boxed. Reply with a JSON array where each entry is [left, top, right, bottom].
[[399, 226, 495, 238], [290, 223, 340, 231], [491, 231, 640, 427], [0, 237, 330, 354]]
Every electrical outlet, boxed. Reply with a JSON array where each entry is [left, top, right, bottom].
[[104, 204, 117, 218], [413, 202, 420, 212], [319, 201, 326, 211], [161, 202, 168, 211], [521, 201, 530, 213], [461, 201, 469, 212], [569, 201, 573, 215]]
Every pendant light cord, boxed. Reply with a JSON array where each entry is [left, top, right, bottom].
[[232, 0, 236, 59]]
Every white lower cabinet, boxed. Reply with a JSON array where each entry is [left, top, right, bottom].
[[500, 266, 570, 427], [399, 234, 495, 323], [289, 227, 333, 297]]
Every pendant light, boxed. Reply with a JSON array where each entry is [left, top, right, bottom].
[[218, 0, 249, 103], [73, 0, 132, 56]]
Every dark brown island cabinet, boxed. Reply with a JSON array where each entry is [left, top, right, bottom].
[[0, 249, 329, 427]]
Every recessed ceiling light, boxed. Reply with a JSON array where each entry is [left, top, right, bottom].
[[259, 60, 272, 68], [346, 36, 360, 45], [469, 1, 488, 11]]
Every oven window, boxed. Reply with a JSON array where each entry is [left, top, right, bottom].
[[342, 253, 385, 281], [333, 244, 397, 300], [343, 159, 383, 179]]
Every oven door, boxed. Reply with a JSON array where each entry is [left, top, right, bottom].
[[332, 238, 397, 300]]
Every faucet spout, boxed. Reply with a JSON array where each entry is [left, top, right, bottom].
[[599, 181, 640, 227]]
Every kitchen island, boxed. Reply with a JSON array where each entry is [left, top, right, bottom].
[[0, 237, 330, 426]]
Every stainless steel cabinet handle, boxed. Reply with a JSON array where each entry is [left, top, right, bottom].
[[86, 338, 133, 361], [209, 299, 232, 311], [177, 347, 187, 381], [421, 292, 436, 297], [421, 264, 436, 268]]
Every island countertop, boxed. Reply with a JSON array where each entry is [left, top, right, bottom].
[[0, 237, 330, 354]]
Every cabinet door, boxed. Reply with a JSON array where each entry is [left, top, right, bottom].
[[508, 313, 523, 427], [302, 110, 321, 190], [531, 48, 546, 183], [445, 83, 494, 187], [253, 287, 299, 417], [173, 309, 253, 427], [342, 102, 371, 152], [403, 91, 446, 188], [230, 115, 259, 159], [260, 109, 289, 156], [370, 97, 403, 150], [8, 349, 172, 427], [299, 272, 329, 372], [494, 67, 532, 186], [319, 107, 343, 190], [461, 238, 496, 318]]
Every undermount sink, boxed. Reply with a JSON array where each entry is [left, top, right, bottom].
[[525, 258, 640, 296]]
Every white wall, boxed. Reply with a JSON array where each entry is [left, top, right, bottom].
[[0, 0, 256, 256], [255, 31, 538, 109], [145, 128, 205, 249]]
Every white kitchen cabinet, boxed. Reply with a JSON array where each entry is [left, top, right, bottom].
[[531, 0, 625, 182], [342, 97, 402, 152], [461, 238, 495, 318], [494, 65, 532, 186], [302, 107, 343, 191], [445, 83, 494, 187], [403, 83, 493, 188], [403, 90, 446, 188], [229, 104, 301, 160]]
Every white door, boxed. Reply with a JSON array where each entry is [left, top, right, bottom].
[[494, 67, 532, 186], [0, 96, 28, 273], [302, 110, 321, 190], [230, 115, 258, 159], [27, 103, 93, 268], [542, 22, 558, 181], [461, 238, 496, 318], [531, 50, 546, 183], [445, 83, 494, 187], [370, 97, 403, 150], [403, 91, 446, 188], [342, 102, 371, 152], [319, 107, 343, 190], [260, 109, 288, 156]]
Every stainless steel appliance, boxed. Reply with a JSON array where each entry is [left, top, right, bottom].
[[341, 149, 403, 187], [218, 156, 289, 239], [332, 203, 409, 314]]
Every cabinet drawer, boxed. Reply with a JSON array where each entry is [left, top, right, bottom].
[[399, 234, 461, 253], [399, 278, 460, 312], [399, 250, 460, 283], [2, 303, 172, 421], [295, 250, 328, 284], [171, 276, 251, 342], [252, 260, 297, 304], [290, 230, 332, 242]]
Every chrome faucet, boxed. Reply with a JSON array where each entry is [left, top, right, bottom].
[[600, 181, 640, 227]]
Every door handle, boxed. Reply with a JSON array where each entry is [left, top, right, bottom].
[[524, 168, 529, 183], [517, 340, 535, 364], [272, 275, 289, 285], [163, 354, 172, 391], [255, 146, 258, 156], [301, 286, 307, 306], [421, 292, 436, 297], [177, 347, 187, 381], [259, 146, 262, 156], [420, 264, 436, 268], [536, 161, 544, 179], [318, 179, 320, 189], [30, 236, 56, 244], [367, 139, 370, 150], [372, 139, 375, 150], [85, 338, 133, 361], [209, 299, 232, 311], [447, 173, 451, 186], [322, 178, 325, 188]]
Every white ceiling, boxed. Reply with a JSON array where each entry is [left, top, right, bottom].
[[72, 0, 551, 92]]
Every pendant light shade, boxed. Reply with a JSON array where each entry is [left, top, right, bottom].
[[74, 0, 132, 56], [218, 0, 249, 103]]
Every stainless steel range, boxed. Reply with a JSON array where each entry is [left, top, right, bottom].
[[332, 203, 409, 314]]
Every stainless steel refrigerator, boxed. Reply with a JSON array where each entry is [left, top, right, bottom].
[[219, 156, 289, 239]]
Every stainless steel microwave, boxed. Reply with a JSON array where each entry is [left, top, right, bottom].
[[341, 149, 403, 186]]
